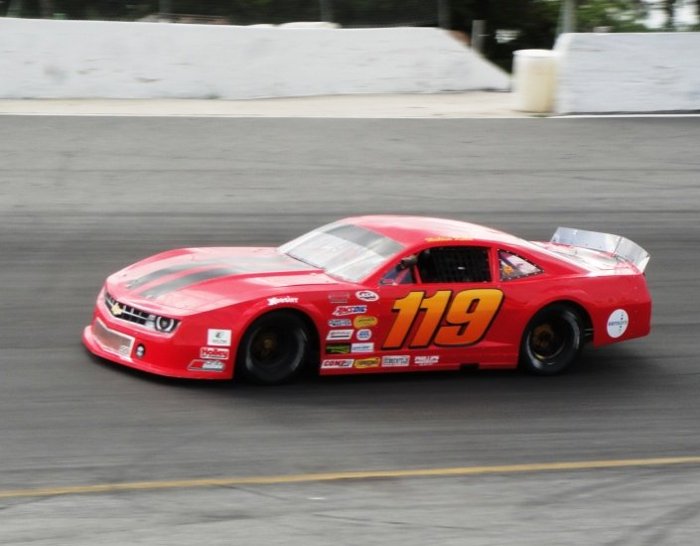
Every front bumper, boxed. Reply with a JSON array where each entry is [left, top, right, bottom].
[[82, 293, 234, 380]]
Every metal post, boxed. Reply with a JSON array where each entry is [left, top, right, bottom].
[[560, 0, 576, 34], [320, 0, 333, 23], [471, 20, 485, 53], [438, 0, 451, 29], [160, 0, 172, 19]]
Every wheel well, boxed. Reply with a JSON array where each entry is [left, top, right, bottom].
[[536, 300, 593, 342]]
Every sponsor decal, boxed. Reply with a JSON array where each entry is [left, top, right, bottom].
[[326, 329, 354, 341], [328, 292, 350, 304], [200, 347, 230, 360], [207, 329, 232, 347], [333, 305, 368, 316], [606, 309, 629, 339], [383, 289, 504, 350], [356, 329, 372, 341], [351, 342, 374, 353], [382, 355, 410, 368], [188, 359, 226, 372], [415, 355, 440, 366], [326, 343, 351, 355], [355, 290, 379, 302], [267, 296, 299, 306], [353, 315, 378, 328], [321, 359, 354, 369], [354, 357, 380, 369], [328, 318, 352, 328]]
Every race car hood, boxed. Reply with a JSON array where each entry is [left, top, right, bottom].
[[105, 247, 338, 312]]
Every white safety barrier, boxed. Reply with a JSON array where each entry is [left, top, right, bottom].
[[0, 18, 509, 99], [555, 32, 700, 114]]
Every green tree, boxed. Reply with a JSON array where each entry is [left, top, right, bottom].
[[577, 0, 649, 31]]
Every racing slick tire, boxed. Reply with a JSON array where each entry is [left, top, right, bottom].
[[519, 304, 583, 375], [237, 311, 310, 385]]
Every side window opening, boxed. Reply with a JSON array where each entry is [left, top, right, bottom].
[[499, 250, 543, 281], [418, 246, 491, 283], [380, 263, 416, 285]]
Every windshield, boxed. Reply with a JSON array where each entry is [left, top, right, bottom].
[[280, 222, 404, 282]]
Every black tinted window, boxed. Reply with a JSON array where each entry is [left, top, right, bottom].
[[418, 246, 491, 283]]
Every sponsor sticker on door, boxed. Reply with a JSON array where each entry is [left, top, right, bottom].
[[353, 316, 378, 328], [326, 344, 351, 355], [356, 329, 372, 341], [321, 359, 354, 369], [333, 305, 368, 316], [355, 290, 379, 302], [381, 355, 410, 368], [414, 355, 439, 366], [326, 329, 354, 341], [354, 357, 380, 369], [329, 318, 352, 328], [351, 342, 374, 353]]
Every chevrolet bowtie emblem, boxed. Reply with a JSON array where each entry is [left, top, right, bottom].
[[111, 302, 123, 316]]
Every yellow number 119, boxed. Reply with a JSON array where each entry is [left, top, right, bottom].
[[383, 289, 504, 349]]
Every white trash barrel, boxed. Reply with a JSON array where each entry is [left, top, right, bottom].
[[513, 49, 558, 113]]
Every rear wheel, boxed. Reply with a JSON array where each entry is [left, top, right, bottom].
[[237, 311, 310, 385], [519, 304, 584, 375]]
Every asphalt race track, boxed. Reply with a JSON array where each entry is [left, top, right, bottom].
[[1, 116, 699, 545]]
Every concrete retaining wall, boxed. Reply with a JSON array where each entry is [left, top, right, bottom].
[[555, 32, 700, 114], [0, 18, 510, 99]]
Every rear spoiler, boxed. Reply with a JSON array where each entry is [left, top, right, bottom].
[[551, 227, 650, 273]]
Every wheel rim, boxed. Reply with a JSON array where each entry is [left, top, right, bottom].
[[527, 313, 579, 369], [250, 327, 292, 369], [530, 322, 566, 360]]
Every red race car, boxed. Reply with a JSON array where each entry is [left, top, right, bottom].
[[83, 216, 651, 384]]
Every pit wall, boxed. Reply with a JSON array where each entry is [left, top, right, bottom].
[[0, 18, 510, 99], [555, 32, 700, 114]]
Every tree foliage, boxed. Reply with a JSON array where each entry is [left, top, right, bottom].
[[577, 0, 649, 32]]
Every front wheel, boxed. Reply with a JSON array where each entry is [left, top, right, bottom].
[[519, 304, 584, 375], [237, 311, 310, 385]]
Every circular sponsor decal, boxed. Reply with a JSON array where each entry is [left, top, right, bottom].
[[606, 309, 629, 338], [355, 290, 379, 302], [356, 329, 372, 341]]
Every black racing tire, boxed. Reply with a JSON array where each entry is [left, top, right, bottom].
[[237, 311, 310, 385], [519, 304, 584, 376]]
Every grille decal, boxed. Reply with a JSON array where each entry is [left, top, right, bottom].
[[105, 293, 152, 325]]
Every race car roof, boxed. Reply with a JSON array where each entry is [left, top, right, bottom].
[[344, 215, 527, 248]]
